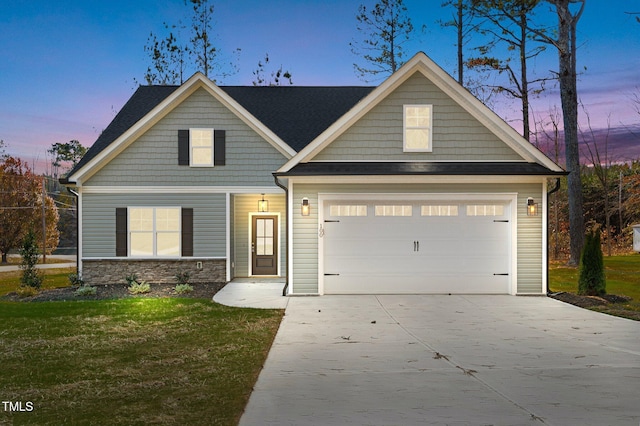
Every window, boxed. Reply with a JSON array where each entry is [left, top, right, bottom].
[[375, 205, 413, 216], [129, 207, 181, 257], [330, 205, 368, 217], [421, 205, 459, 216], [190, 128, 214, 167], [404, 105, 432, 152], [466, 204, 505, 217]]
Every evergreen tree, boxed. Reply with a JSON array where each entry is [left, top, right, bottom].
[[577, 229, 606, 296]]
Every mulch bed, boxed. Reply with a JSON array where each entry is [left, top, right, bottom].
[[1, 282, 227, 302], [548, 291, 640, 320]]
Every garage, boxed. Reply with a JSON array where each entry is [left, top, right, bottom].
[[320, 195, 515, 294]]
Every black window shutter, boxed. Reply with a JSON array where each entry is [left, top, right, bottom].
[[214, 130, 226, 166], [182, 208, 194, 257], [115, 208, 127, 257], [178, 130, 189, 165]]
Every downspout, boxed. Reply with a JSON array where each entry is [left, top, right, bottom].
[[547, 178, 561, 294], [66, 187, 80, 276], [273, 175, 289, 296]]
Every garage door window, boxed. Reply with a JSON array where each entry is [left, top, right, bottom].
[[466, 204, 505, 216], [421, 205, 459, 216], [375, 205, 413, 216], [330, 205, 368, 217]]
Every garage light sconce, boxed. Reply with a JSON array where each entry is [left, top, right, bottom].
[[301, 198, 310, 216], [258, 193, 269, 212], [527, 197, 539, 216]]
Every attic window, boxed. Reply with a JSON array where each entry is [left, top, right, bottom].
[[403, 105, 432, 152], [190, 128, 214, 167]]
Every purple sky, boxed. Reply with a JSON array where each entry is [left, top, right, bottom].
[[2, 0, 639, 171]]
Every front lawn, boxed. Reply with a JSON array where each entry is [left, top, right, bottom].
[[0, 268, 75, 297], [0, 298, 283, 425], [550, 254, 640, 319]]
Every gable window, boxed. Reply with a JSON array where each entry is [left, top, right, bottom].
[[190, 128, 214, 167], [129, 207, 181, 257], [403, 105, 432, 152]]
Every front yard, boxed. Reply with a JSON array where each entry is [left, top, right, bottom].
[[0, 295, 282, 425], [549, 254, 640, 320]]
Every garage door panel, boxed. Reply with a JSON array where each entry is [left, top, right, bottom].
[[323, 198, 511, 294]]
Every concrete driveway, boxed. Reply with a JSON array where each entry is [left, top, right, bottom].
[[240, 295, 640, 426]]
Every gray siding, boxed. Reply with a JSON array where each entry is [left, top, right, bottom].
[[82, 192, 226, 258], [86, 88, 288, 186], [313, 73, 524, 162], [233, 194, 286, 277], [292, 182, 544, 294]]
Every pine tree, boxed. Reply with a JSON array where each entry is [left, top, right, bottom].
[[577, 229, 606, 296]]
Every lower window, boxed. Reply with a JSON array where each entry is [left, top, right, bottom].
[[129, 207, 181, 256]]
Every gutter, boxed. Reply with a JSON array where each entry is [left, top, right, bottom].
[[273, 174, 289, 296], [66, 187, 80, 276], [547, 178, 561, 294]]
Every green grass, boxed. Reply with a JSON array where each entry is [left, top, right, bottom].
[[550, 254, 640, 317], [0, 298, 283, 425], [0, 268, 76, 296]]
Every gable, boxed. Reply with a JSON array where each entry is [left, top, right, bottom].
[[278, 52, 563, 174], [85, 87, 289, 186], [312, 73, 524, 162]]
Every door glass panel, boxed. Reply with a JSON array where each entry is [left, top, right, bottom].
[[256, 218, 274, 256], [375, 205, 413, 216], [466, 204, 505, 216]]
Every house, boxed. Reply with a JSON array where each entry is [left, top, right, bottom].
[[62, 52, 565, 295]]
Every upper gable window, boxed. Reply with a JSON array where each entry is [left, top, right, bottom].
[[190, 128, 214, 167], [403, 105, 432, 152]]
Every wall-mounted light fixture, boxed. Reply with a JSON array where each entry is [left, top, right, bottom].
[[301, 197, 310, 216], [527, 197, 539, 216], [258, 193, 269, 212]]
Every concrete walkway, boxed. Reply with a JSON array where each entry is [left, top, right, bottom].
[[235, 294, 640, 426], [213, 279, 289, 309]]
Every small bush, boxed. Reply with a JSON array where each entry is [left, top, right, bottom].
[[578, 229, 606, 296], [19, 230, 43, 289], [128, 281, 151, 295], [16, 285, 39, 298], [174, 270, 191, 285], [124, 273, 140, 286], [174, 284, 194, 295], [68, 273, 84, 287], [74, 285, 97, 297]]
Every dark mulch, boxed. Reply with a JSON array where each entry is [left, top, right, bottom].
[[549, 291, 640, 321], [1, 282, 227, 302]]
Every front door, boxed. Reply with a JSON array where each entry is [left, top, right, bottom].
[[251, 215, 278, 276]]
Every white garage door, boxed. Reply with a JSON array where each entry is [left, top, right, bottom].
[[322, 198, 512, 294]]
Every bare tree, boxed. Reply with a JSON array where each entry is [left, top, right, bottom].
[[350, 0, 414, 81], [440, 0, 479, 85], [468, 0, 551, 141], [252, 53, 293, 86], [527, 0, 586, 266]]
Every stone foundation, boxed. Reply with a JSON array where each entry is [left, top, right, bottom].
[[82, 259, 226, 285]]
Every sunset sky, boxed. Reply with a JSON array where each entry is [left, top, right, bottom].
[[2, 0, 639, 171]]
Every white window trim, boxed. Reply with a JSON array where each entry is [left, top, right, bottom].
[[128, 207, 182, 258], [189, 128, 214, 167], [403, 104, 433, 152]]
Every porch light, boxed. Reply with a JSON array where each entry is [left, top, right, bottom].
[[527, 197, 538, 216], [258, 194, 269, 212], [301, 198, 310, 216]]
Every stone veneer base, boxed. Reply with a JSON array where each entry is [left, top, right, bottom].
[[82, 259, 226, 285]]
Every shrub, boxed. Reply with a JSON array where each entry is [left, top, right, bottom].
[[16, 285, 39, 298], [124, 273, 140, 286], [174, 270, 191, 286], [174, 284, 194, 295], [68, 273, 84, 287], [19, 229, 43, 289], [74, 285, 97, 297], [578, 229, 606, 296], [128, 281, 151, 295]]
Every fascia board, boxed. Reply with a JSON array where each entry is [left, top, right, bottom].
[[70, 73, 295, 185]]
